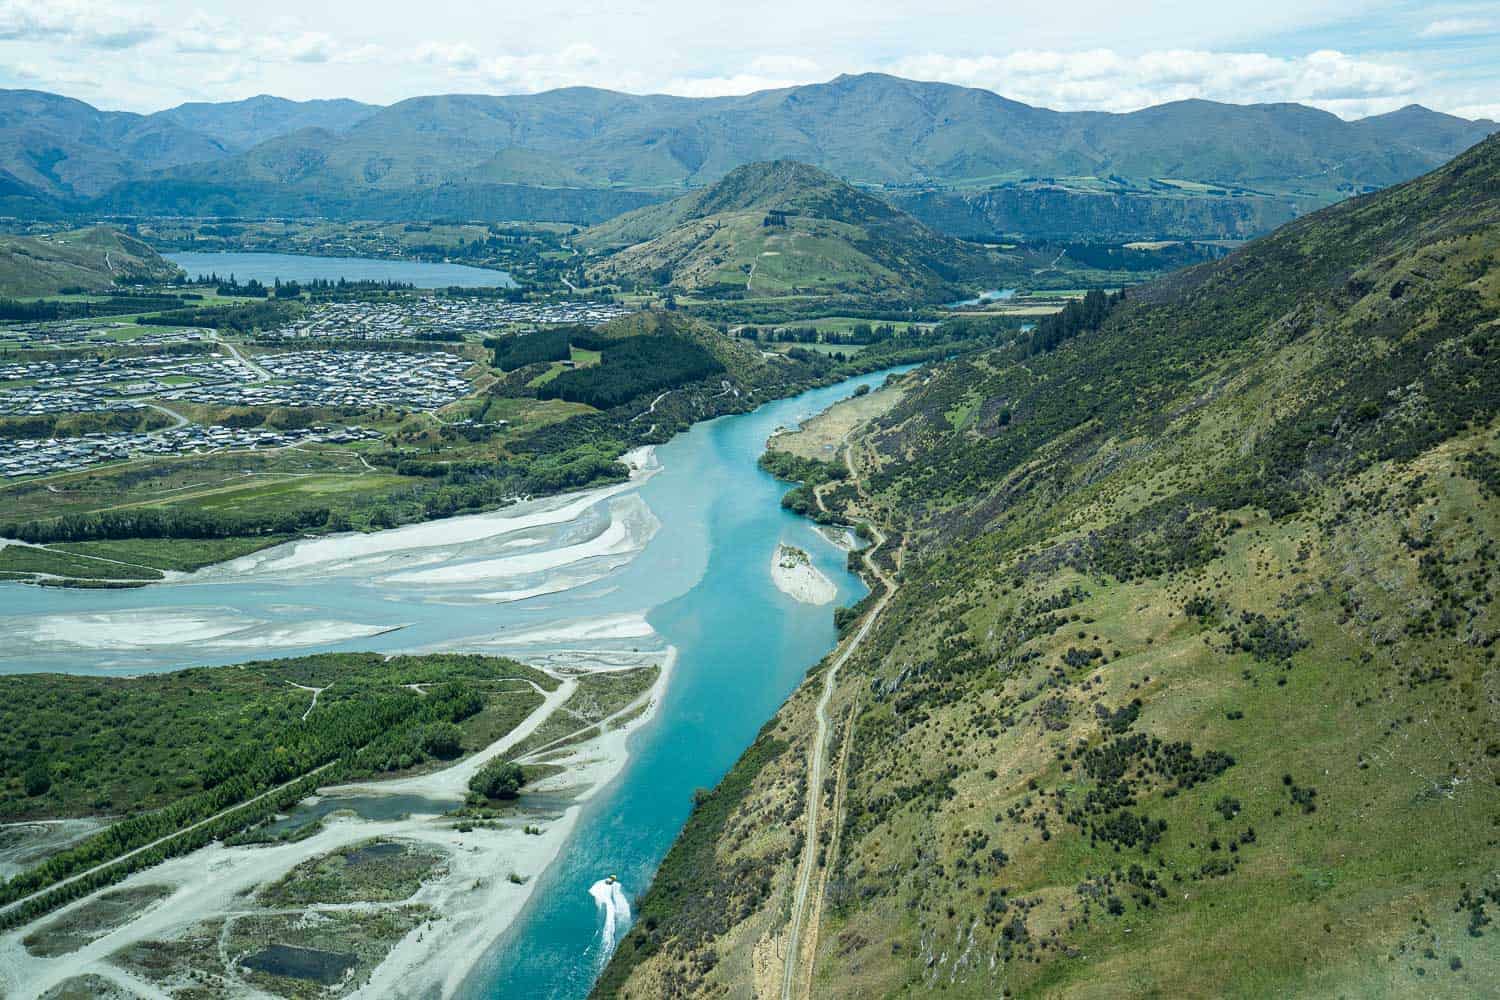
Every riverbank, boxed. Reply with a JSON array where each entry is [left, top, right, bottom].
[[0, 650, 675, 999]]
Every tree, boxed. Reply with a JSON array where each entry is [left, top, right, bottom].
[[23, 760, 50, 798], [420, 722, 464, 759], [470, 759, 525, 799]]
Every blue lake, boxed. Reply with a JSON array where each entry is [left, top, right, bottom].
[[0, 365, 913, 997], [166, 251, 516, 288]]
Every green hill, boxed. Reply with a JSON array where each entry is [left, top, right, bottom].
[[580, 160, 1015, 299], [0, 226, 182, 296], [599, 135, 1500, 996]]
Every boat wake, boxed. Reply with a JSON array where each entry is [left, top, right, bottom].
[[589, 876, 632, 962]]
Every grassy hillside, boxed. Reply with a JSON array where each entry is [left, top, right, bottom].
[[0, 226, 182, 296], [581, 161, 1015, 300], [598, 136, 1500, 997]]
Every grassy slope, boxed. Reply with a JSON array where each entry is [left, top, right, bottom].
[[581, 161, 1017, 300], [598, 137, 1500, 997], [0, 227, 182, 296]]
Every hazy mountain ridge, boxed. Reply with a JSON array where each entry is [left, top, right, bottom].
[[153, 95, 378, 151], [2, 76, 1493, 238], [597, 134, 1500, 997], [0, 89, 382, 205]]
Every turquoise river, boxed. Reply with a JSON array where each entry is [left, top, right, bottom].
[[0, 366, 913, 998]]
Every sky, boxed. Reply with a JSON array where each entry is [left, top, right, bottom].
[[1, 0, 1497, 120]]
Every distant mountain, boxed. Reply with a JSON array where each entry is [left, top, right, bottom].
[[0, 225, 181, 295], [0, 90, 230, 201], [2, 76, 1494, 239], [0, 89, 382, 205], [141, 75, 1497, 193], [154, 95, 378, 151], [580, 160, 1015, 298]]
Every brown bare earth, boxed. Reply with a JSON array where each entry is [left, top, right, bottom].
[[766, 379, 906, 461]]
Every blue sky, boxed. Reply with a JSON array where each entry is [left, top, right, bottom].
[[1, 0, 1496, 119]]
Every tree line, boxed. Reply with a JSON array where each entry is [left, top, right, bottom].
[[1, 506, 328, 544], [1026, 288, 1124, 356], [536, 334, 724, 410]]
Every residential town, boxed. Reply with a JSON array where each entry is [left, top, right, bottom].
[[0, 322, 211, 348], [165, 349, 474, 410], [0, 351, 258, 415], [1, 423, 383, 478], [261, 297, 631, 340]]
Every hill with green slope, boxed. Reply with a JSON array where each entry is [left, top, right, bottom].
[[0, 226, 182, 295], [580, 160, 1015, 299], [598, 136, 1500, 997]]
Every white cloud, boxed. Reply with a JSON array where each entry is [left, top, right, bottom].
[[1419, 17, 1494, 38], [278, 32, 336, 63], [0, 0, 158, 49], [889, 48, 1419, 116], [477, 43, 603, 93], [414, 41, 481, 72]]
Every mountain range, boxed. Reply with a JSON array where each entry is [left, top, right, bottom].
[[2, 75, 1494, 240]]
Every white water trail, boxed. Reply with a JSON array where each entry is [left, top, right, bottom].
[[589, 877, 632, 961]]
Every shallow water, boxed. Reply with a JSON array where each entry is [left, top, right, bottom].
[[240, 943, 357, 984], [945, 287, 1017, 308], [261, 793, 459, 838], [0, 364, 912, 996], [166, 250, 516, 288]]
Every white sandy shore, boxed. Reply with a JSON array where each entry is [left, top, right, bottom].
[[482, 611, 657, 647], [383, 495, 658, 587], [771, 543, 837, 605], [18, 610, 405, 652], [0, 649, 675, 1000]]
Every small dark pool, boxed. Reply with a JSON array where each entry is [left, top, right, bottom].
[[344, 840, 406, 865], [262, 793, 457, 838], [241, 943, 357, 984]]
